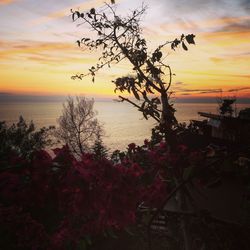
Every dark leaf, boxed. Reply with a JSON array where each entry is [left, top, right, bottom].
[[154, 111, 160, 118], [183, 166, 194, 180], [72, 11, 80, 21], [77, 240, 87, 250], [186, 34, 195, 44], [157, 51, 162, 60], [182, 42, 188, 51], [132, 88, 140, 100], [137, 73, 143, 83], [111, 0, 115, 4], [207, 178, 222, 188], [90, 8, 95, 15], [75, 11, 80, 18], [143, 112, 148, 120], [149, 89, 154, 94], [107, 228, 118, 239], [141, 101, 146, 110]]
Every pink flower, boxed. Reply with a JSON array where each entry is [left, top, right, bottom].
[[178, 144, 188, 153]]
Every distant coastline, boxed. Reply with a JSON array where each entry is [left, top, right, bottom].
[[1, 93, 250, 104]]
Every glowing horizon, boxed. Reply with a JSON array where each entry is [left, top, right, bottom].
[[0, 0, 249, 99]]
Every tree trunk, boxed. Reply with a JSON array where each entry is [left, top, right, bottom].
[[161, 92, 178, 147]]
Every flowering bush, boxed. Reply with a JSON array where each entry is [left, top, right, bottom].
[[0, 140, 205, 250]]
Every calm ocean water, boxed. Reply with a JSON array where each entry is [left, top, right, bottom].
[[0, 101, 249, 151]]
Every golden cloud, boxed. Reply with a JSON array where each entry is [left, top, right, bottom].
[[0, 0, 15, 4], [0, 40, 75, 58]]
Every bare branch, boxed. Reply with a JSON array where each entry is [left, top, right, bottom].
[[71, 3, 195, 143], [56, 96, 103, 156]]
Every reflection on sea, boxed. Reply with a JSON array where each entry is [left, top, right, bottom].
[[0, 101, 249, 151]]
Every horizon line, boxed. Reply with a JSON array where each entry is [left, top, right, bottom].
[[1, 93, 250, 104]]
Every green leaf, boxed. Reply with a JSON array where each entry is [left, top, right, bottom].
[[207, 178, 222, 188], [107, 228, 118, 239], [77, 239, 87, 250], [124, 227, 134, 236], [84, 235, 92, 246], [183, 166, 194, 180]]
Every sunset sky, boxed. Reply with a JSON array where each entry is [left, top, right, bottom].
[[0, 0, 249, 100]]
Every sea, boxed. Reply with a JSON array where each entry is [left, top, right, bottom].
[[0, 100, 249, 151]]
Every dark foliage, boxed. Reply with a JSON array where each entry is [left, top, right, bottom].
[[219, 98, 236, 116], [0, 116, 54, 164]]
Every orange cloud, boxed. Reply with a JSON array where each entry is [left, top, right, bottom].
[[199, 16, 250, 30], [1, 7, 249, 98], [0, 0, 16, 5], [145, 15, 250, 39], [0, 39, 76, 60]]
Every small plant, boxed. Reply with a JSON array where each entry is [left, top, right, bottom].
[[92, 131, 109, 159]]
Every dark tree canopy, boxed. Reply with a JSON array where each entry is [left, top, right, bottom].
[[71, 3, 195, 146], [0, 116, 54, 162], [219, 98, 236, 116]]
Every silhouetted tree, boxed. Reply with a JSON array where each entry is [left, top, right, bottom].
[[219, 98, 236, 116], [92, 130, 109, 159], [71, 3, 195, 146], [0, 116, 54, 161], [56, 96, 103, 156]]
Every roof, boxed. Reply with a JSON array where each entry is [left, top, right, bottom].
[[198, 112, 250, 124], [198, 112, 222, 120]]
